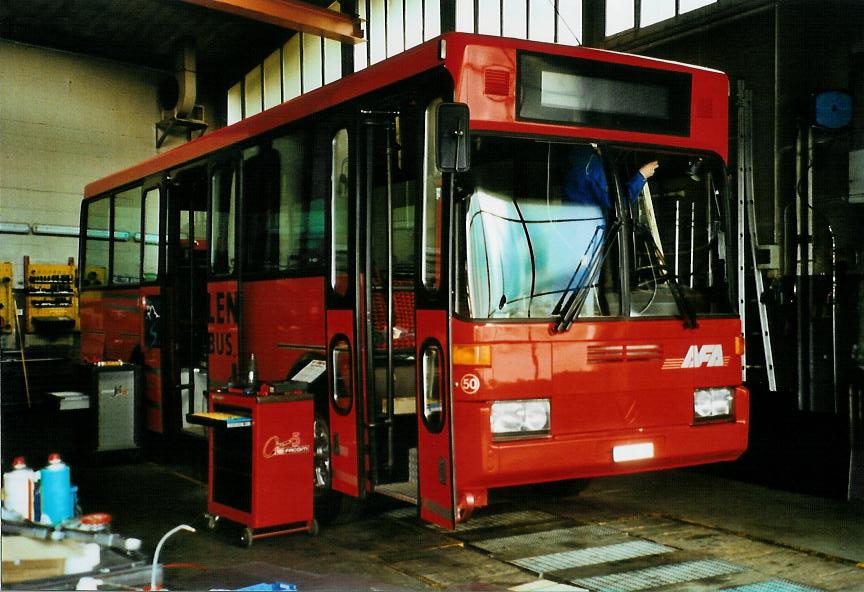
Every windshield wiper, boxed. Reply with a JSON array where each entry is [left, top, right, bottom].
[[638, 226, 698, 329], [553, 219, 621, 332]]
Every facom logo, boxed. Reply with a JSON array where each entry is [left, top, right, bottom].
[[681, 344, 724, 368]]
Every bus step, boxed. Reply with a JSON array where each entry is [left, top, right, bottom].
[[375, 481, 417, 505]]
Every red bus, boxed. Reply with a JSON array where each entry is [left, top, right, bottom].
[[79, 33, 748, 530]]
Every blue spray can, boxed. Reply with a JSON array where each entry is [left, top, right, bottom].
[[40, 453, 74, 525]]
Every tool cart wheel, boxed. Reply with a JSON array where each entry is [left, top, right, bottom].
[[241, 527, 254, 548], [308, 519, 319, 536]]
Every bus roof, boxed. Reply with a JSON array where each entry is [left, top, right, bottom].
[[85, 33, 727, 198]]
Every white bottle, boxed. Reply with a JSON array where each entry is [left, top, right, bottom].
[[3, 456, 37, 520]]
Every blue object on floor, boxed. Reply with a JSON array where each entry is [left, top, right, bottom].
[[235, 583, 297, 591]]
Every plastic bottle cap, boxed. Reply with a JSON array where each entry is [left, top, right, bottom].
[[12, 456, 26, 469], [81, 513, 112, 526], [48, 453, 62, 464]]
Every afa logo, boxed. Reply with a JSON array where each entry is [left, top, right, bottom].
[[681, 344, 725, 368]]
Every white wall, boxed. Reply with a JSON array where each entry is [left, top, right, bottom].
[[0, 40, 169, 285]]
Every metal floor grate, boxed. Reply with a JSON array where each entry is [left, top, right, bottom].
[[473, 525, 620, 554], [722, 581, 826, 592], [453, 510, 558, 532], [571, 559, 744, 592], [383, 507, 418, 519], [375, 481, 417, 504], [511, 541, 674, 576]]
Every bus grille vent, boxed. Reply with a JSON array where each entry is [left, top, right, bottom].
[[484, 69, 511, 96], [587, 344, 662, 364]]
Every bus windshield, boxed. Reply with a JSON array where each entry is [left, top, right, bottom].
[[455, 137, 733, 321]]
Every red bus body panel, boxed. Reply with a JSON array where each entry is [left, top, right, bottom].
[[451, 317, 748, 499], [326, 309, 361, 496], [447, 36, 728, 162], [416, 309, 456, 529], [242, 277, 326, 383]]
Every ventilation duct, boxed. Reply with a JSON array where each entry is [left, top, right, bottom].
[[156, 38, 207, 148], [159, 38, 197, 118]]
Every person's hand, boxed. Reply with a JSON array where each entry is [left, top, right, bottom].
[[640, 161, 659, 179]]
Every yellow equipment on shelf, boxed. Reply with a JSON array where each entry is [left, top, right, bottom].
[[0, 262, 12, 334], [23, 257, 79, 333]]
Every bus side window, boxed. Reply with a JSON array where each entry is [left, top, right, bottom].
[[112, 185, 142, 285], [272, 129, 320, 272], [83, 196, 110, 288], [422, 98, 444, 293], [210, 164, 237, 276], [331, 128, 350, 296], [142, 187, 161, 282], [242, 146, 281, 273]]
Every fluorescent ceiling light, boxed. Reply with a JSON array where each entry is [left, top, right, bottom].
[[32, 224, 79, 237], [0, 222, 31, 234]]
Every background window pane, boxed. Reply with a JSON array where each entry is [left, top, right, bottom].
[[143, 188, 160, 281], [113, 186, 141, 284], [210, 166, 236, 275], [642, 0, 675, 27], [680, 0, 716, 13], [606, 0, 635, 36], [556, 0, 582, 45], [84, 198, 110, 288], [331, 129, 350, 295], [423, 99, 443, 292]]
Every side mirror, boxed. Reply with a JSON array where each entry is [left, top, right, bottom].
[[436, 102, 470, 173]]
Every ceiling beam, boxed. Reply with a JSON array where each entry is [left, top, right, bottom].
[[180, 0, 363, 44]]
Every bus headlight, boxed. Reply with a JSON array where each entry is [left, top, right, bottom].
[[693, 387, 734, 422], [491, 399, 550, 440]]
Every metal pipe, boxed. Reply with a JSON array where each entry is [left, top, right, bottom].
[[796, 123, 807, 411], [736, 82, 747, 382], [385, 120, 395, 473], [674, 200, 680, 279], [363, 125, 379, 483], [807, 127, 815, 412], [774, 1, 783, 257], [830, 222, 838, 414], [689, 201, 695, 288]]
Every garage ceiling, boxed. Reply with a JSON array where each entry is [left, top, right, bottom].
[[0, 0, 339, 88]]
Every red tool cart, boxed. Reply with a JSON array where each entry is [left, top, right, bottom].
[[189, 389, 316, 547]]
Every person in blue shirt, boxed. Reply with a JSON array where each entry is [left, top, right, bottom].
[[564, 144, 659, 209]]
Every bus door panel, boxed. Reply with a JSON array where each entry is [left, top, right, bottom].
[[326, 310, 362, 496], [141, 285, 165, 433], [139, 182, 166, 433], [416, 309, 456, 529], [326, 125, 363, 497]]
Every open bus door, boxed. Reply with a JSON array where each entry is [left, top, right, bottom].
[[165, 164, 210, 436], [414, 103, 470, 529], [326, 127, 363, 498], [140, 179, 166, 434]]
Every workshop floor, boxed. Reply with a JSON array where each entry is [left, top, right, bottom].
[[66, 447, 864, 592]]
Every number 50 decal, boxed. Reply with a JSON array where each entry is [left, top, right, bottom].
[[459, 374, 481, 394]]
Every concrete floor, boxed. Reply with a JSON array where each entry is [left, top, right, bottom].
[[56, 457, 864, 591]]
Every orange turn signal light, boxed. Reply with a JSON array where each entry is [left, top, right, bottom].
[[452, 344, 492, 366], [734, 335, 746, 356]]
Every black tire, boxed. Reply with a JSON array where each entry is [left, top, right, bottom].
[[313, 413, 367, 525]]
